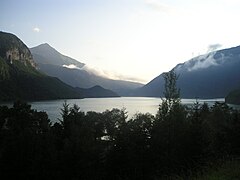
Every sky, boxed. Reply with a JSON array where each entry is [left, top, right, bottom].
[[1, 0, 240, 84]]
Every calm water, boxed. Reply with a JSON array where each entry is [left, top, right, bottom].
[[1, 97, 228, 123], [27, 97, 225, 123]]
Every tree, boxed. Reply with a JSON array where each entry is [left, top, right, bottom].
[[0, 101, 52, 179], [156, 70, 181, 120], [152, 70, 190, 175], [162, 70, 180, 105]]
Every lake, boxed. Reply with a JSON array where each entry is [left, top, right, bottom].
[[26, 97, 225, 123], [1, 97, 228, 123]]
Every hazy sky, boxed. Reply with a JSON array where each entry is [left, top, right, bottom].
[[1, 0, 240, 83]]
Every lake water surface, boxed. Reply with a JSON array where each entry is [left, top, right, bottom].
[[1, 97, 229, 123], [27, 97, 225, 123]]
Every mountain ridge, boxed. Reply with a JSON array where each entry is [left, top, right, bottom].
[[30, 44, 143, 95], [31, 43, 85, 68], [132, 45, 240, 98], [76, 85, 120, 98], [0, 32, 118, 101], [0, 32, 86, 101]]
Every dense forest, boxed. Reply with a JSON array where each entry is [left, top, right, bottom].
[[226, 89, 240, 105], [0, 71, 240, 179]]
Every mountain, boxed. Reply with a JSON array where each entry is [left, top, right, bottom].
[[30, 43, 85, 68], [76, 85, 119, 98], [0, 31, 83, 101], [225, 89, 240, 105], [133, 45, 240, 98], [30, 44, 143, 95]]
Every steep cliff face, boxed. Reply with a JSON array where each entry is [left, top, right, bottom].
[[0, 31, 83, 101], [0, 31, 36, 70], [5, 47, 36, 67]]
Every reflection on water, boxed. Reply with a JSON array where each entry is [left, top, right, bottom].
[[0, 97, 232, 123], [30, 97, 226, 123], [30, 97, 162, 122]]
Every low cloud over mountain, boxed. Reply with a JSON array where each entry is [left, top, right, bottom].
[[132, 45, 240, 98], [31, 44, 143, 96]]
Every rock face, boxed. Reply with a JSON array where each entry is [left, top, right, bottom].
[[0, 31, 36, 68], [0, 31, 84, 101], [6, 48, 36, 67]]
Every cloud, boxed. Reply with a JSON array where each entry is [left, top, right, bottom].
[[144, 0, 174, 13], [187, 52, 219, 71], [109, 73, 147, 84], [187, 43, 224, 71], [63, 64, 80, 70], [81, 64, 107, 77], [81, 65, 146, 83], [63, 64, 145, 83], [33, 27, 40, 32], [207, 43, 222, 53]]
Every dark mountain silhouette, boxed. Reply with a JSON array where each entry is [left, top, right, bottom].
[[30, 43, 85, 68], [0, 31, 83, 101], [132, 45, 240, 98], [76, 85, 119, 98], [30, 44, 143, 95]]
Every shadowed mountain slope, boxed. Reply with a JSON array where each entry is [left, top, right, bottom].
[[133, 46, 240, 98]]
